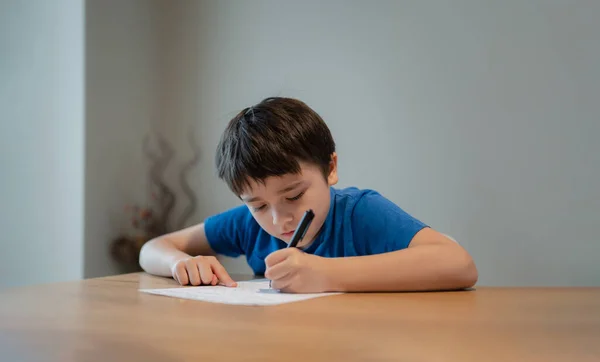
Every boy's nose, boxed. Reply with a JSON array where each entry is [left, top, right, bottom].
[[271, 207, 293, 226]]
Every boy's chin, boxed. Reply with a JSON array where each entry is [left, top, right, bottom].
[[273, 234, 291, 243]]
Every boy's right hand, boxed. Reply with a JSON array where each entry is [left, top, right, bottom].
[[170, 256, 237, 287]]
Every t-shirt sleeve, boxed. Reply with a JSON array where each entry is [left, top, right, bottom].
[[351, 191, 428, 255], [203, 205, 253, 257]]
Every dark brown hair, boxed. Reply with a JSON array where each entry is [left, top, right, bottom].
[[216, 97, 336, 195]]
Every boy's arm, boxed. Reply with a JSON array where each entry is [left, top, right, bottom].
[[265, 227, 477, 293], [139, 223, 216, 277], [326, 227, 478, 292]]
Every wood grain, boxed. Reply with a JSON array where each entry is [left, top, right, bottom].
[[1, 273, 599, 361]]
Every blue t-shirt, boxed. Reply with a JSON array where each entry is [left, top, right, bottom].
[[204, 187, 428, 275]]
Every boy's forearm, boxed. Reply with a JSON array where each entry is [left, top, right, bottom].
[[139, 239, 191, 277], [324, 244, 477, 292]]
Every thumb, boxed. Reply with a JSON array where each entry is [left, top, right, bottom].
[[265, 248, 295, 268]]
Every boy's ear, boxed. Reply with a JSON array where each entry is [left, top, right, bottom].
[[327, 152, 338, 186]]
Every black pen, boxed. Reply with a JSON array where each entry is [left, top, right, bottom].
[[287, 209, 315, 248], [269, 209, 315, 289]]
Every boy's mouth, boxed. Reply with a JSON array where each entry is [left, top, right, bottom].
[[281, 230, 295, 238]]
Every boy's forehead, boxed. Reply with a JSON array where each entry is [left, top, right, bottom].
[[239, 161, 322, 198], [241, 172, 304, 196]]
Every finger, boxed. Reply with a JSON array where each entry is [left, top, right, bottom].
[[185, 259, 201, 286], [210, 261, 237, 287], [171, 263, 180, 284], [198, 260, 214, 285], [265, 260, 293, 281], [265, 248, 295, 267], [211, 274, 218, 286], [271, 274, 294, 291], [173, 262, 188, 285]]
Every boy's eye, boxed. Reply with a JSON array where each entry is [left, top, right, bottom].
[[286, 191, 305, 201], [252, 205, 267, 212]]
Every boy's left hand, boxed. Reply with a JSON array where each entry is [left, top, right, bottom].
[[264, 248, 331, 293]]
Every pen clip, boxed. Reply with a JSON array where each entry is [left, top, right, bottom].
[[298, 222, 310, 242]]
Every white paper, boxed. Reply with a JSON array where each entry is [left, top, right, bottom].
[[139, 279, 341, 306]]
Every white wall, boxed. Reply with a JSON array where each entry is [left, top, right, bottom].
[[0, 0, 85, 289], [166, 0, 600, 285], [84, 0, 166, 277]]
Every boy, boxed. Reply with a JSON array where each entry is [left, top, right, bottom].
[[139, 97, 478, 293]]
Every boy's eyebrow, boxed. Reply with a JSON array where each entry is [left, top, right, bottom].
[[241, 181, 304, 203], [277, 180, 304, 195]]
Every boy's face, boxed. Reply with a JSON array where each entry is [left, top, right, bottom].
[[240, 154, 338, 248]]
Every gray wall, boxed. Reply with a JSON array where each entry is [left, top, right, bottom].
[[84, 0, 166, 278], [167, 0, 600, 285], [0, 0, 85, 289], [2, 0, 598, 288]]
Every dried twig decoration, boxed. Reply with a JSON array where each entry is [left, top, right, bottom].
[[176, 130, 200, 230], [143, 134, 176, 235], [112, 131, 201, 267]]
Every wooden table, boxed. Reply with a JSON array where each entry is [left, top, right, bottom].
[[1, 273, 599, 361]]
